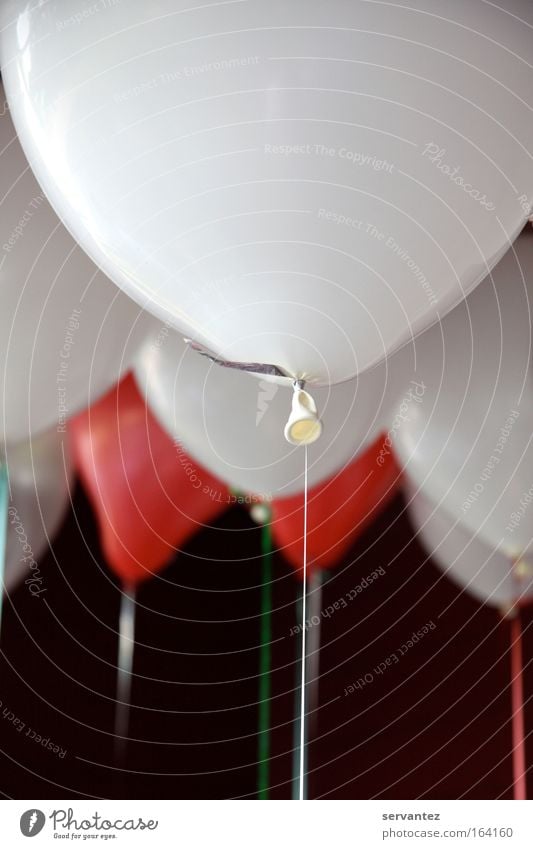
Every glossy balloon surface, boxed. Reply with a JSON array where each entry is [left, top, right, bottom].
[[3, 1, 533, 383], [134, 323, 415, 497], [0, 84, 151, 443], [271, 435, 400, 574], [405, 482, 533, 610], [69, 375, 230, 585], [4, 429, 73, 595], [396, 230, 533, 561]]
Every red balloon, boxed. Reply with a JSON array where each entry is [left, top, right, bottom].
[[270, 435, 400, 575], [69, 374, 230, 586]]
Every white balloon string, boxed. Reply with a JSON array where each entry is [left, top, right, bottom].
[[291, 591, 304, 799], [114, 583, 137, 763], [292, 558, 322, 798], [0, 464, 7, 636], [306, 570, 323, 729], [510, 613, 527, 799], [298, 444, 309, 800], [257, 512, 273, 799]]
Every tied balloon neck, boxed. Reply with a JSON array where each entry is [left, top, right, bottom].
[[185, 339, 291, 380], [284, 380, 322, 446], [184, 338, 322, 445]]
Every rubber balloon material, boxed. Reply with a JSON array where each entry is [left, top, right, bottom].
[[272, 435, 400, 574], [3, 430, 74, 598], [0, 83, 152, 444], [404, 482, 533, 610], [3, 1, 533, 383], [69, 375, 230, 586], [0, 465, 8, 634], [135, 322, 415, 498], [397, 231, 533, 572]]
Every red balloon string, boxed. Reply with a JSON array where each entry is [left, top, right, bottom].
[[510, 615, 527, 800]]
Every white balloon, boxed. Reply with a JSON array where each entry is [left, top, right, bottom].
[[0, 84, 150, 444], [134, 323, 414, 497], [2, 1, 533, 385], [404, 481, 533, 610], [3, 429, 73, 596], [396, 229, 533, 562]]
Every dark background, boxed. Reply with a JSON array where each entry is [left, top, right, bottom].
[[0, 483, 529, 799]]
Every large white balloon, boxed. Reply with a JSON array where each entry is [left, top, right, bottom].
[[3, 430, 73, 596], [2, 1, 533, 385], [405, 482, 533, 610], [134, 323, 415, 497], [396, 229, 533, 563], [0, 85, 150, 444]]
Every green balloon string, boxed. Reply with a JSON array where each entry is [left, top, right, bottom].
[[291, 587, 306, 800], [0, 464, 8, 635], [257, 511, 273, 799]]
